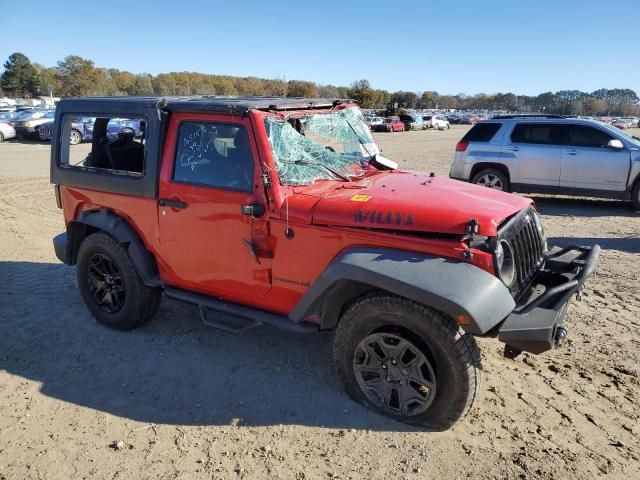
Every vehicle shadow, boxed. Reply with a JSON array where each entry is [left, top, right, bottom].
[[0, 261, 419, 432], [548, 236, 640, 254], [528, 195, 638, 218]]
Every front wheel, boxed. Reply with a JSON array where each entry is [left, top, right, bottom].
[[333, 293, 482, 430], [472, 168, 510, 192], [0, 132, 4, 142], [76, 232, 161, 331]]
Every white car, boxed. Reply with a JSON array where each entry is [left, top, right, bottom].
[[0, 122, 16, 142], [424, 114, 450, 130]]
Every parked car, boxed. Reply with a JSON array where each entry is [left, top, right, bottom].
[[398, 114, 425, 131], [0, 121, 16, 142], [449, 114, 640, 209], [426, 114, 450, 130], [366, 116, 385, 129], [50, 96, 599, 430], [612, 119, 632, 130], [38, 117, 143, 144], [13, 109, 56, 137], [459, 115, 476, 125], [372, 116, 404, 132]]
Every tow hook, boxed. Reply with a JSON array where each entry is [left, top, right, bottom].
[[554, 326, 568, 348], [575, 285, 584, 301]]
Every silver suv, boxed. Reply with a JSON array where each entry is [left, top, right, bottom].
[[449, 115, 640, 209]]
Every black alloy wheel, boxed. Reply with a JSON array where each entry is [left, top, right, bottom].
[[353, 332, 436, 416], [87, 253, 126, 313]]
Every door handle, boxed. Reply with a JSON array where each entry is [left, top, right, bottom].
[[565, 150, 578, 156], [159, 198, 188, 209], [507, 146, 519, 152]]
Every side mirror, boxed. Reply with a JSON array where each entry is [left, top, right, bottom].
[[371, 154, 399, 170], [608, 139, 624, 150]]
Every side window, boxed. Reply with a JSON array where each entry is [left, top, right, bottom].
[[462, 122, 501, 142], [510, 124, 566, 145], [173, 121, 254, 192], [569, 125, 614, 148], [59, 115, 146, 175]]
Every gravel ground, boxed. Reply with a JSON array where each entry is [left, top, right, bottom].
[[0, 126, 639, 479]]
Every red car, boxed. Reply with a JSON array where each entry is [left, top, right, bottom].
[[50, 96, 599, 430], [372, 115, 404, 132]]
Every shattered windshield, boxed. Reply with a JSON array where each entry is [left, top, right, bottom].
[[265, 107, 379, 186]]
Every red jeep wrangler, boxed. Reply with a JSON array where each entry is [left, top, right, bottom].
[[50, 96, 599, 429]]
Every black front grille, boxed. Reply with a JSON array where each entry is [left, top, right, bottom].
[[499, 207, 545, 296]]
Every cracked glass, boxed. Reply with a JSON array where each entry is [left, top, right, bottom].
[[264, 107, 379, 186]]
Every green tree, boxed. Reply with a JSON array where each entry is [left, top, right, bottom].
[[286, 80, 319, 97], [55, 55, 98, 96], [33, 63, 61, 97], [419, 91, 439, 108], [391, 91, 418, 109], [1, 52, 40, 97], [348, 80, 376, 108]]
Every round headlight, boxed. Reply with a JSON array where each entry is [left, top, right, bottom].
[[495, 239, 516, 288]]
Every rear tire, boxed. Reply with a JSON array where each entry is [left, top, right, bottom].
[[472, 168, 510, 192], [632, 181, 640, 211], [76, 232, 161, 331], [69, 129, 82, 145], [333, 293, 482, 430]]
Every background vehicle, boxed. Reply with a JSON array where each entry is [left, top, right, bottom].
[[399, 113, 425, 131], [13, 109, 55, 137], [449, 114, 640, 208], [612, 119, 632, 130], [38, 117, 143, 144], [428, 114, 450, 130], [0, 121, 16, 142], [372, 116, 404, 132], [366, 116, 385, 129], [50, 96, 598, 431], [459, 114, 476, 125]]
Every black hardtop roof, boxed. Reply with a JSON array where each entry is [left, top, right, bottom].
[[57, 95, 353, 114]]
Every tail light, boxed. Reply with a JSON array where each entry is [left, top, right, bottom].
[[456, 140, 469, 152]]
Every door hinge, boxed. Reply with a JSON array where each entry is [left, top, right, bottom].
[[262, 173, 272, 188]]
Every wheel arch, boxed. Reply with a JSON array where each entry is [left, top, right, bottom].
[[67, 209, 160, 287], [289, 247, 515, 335], [470, 162, 511, 183]]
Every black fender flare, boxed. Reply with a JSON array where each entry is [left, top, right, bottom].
[[289, 247, 515, 335], [67, 209, 161, 287]]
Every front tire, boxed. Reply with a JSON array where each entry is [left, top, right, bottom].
[[76, 232, 161, 331], [0, 132, 4, 142], [472, 168, 510, 192], [632, 181, 640, 210], [333, 293, 482, 430]]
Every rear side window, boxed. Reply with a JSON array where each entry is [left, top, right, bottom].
[[568, 125, 614, 148], [461, 122, 501, 142], [59, 115, 146, 175], [510, 124, 566, 145]]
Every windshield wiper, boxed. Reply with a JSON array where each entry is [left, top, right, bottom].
[[292, 159, 350, 182]]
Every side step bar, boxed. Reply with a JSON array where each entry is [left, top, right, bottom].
[[164, 286, 318, 334]]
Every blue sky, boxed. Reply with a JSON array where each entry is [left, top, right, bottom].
[[1, 0, 638, 95]]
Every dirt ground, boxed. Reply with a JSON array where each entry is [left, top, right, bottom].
[[0, 126, 639, 480]]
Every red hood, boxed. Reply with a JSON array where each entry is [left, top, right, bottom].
[[302, 171, 532, 236]]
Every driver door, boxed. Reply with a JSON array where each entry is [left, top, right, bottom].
[[157, 113, 271, 303]]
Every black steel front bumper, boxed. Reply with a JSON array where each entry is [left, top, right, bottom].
[[498, 244, 600, 356]]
